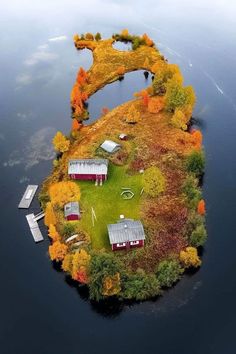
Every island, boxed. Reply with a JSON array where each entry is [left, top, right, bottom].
[[39, 30, 206, 302]]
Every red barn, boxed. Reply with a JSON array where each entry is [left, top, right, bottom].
[[64, 202, 81, 221], [107, 218, 145, 251], [68, 159, 108, 182]]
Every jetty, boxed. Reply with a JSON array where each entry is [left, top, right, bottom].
[[18, 185, 38, 209], [26, 211, 45, 243]]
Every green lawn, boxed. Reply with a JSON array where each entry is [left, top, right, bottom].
[[76, 164, 143, 250]]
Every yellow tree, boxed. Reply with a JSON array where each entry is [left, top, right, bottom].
[[44, 202, 56, 227], [49, 181, 81, 208], [102, 273, 121, 296], [49, 241, 68, 262], [171, 109, 188, 130], [48, 224, 60, 242], [121, 29, 129, 38], [180, 247, 201, 268], [125, 104, 141, 124], [71, 249, 91, 280], [52, 131, 70, 153], [61, 253, 73, 273]]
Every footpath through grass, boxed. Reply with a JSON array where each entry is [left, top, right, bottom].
[[77, 164, 143, 250]]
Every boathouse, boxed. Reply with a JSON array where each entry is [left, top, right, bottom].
[[107, 218, 145, 251], [68, 159, 108, 182], [64, 201, 81, 221], [100, 140, 121, 153]]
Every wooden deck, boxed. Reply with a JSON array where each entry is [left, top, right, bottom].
[[18, 185, 38, 209], [26, 213, 44, 243]]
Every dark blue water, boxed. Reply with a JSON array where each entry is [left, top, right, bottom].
[[1, 1, 236, 353]]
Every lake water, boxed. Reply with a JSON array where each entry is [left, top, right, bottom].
[[1, 1, 236, 353]]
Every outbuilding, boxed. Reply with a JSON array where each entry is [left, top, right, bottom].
[[119, 133, 128, 141], [100, 140, 121, 153], [64, 201, 81, 221], [68, 159, 108, 182], [107, 218, 145, 251]]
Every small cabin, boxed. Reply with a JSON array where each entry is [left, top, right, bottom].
[[107, 218, 145, 251], [64, 202, 81, 221], [68, 159, 108, 182], [119, 133, 128, 141], [100, 140, 121, 153]]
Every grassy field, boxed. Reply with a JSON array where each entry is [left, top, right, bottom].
[[76, 164, 143, 250]]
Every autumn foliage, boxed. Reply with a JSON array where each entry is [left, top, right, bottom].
[[147, 97, 165, 113], [44, 202, 56, 227], [197, 199, 206, 215], [71, 249, 91, 283], [48, 224, 60, 242], [49, 181, 81, 207], [142, 33, 154, 47], [179, 247, 201, 268], [49, 241, 68, 262], [191, 130, 203, 150], [125, 104, 141, 123], [102, 273, 121, 296], [134, 89, 149, 107], [116, 65, 125, 76], [52, 131, 70, 153], [71, 118, 81, 131]]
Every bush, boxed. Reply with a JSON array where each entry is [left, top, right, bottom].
[[182, 175, 202, 209], [62, 222, 77, 237], [186, 150, 205, 176], [190, 224, 207, 247], [89, 253, 123, 301], [185, 211, 205, 237], [122, 269, 161, 300], [156, 260, 183, 287], [143, 166, 166, 197], [180, 247, 201, 268]]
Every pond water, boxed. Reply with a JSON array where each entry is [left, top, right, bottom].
[[1, 1, 236, 354], [112, 40, 132, 51]]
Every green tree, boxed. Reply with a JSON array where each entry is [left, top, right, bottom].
[[182, 175, 202, 209], [156, 260, 183, 287], [122, 269, 161, 300], [143, 166, 166, 197], [165, 80, 196, 112], [89, 252, 123, 301], [95, 32, 101, 41], [186, 150, 205, 176], [190, 224, 207, 247]]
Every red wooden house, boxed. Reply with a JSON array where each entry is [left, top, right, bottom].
[[68, 159, 108, 182], [64, 202, 81, 221], [107, 218, 145, 251]]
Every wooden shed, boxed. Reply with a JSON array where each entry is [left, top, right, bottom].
[[68, 159, 108, 182], [64, 202, 81, 221]]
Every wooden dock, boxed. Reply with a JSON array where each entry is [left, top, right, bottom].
[[18, 185, 38, 209], [26, 213, 44, 243]]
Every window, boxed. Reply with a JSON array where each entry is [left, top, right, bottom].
[[117, 242, 126, 247], [130, 240, 140, 246]]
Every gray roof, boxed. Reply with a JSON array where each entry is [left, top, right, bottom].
[[100, 140, 121, 153], [107, 219, 145, 244], [64, 201, 80, 217], [68, 159, 108, 175]]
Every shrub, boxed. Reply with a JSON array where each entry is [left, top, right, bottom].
[[182, 175, 202, 209], [89, 253, 123, 301], [48, 241, 68, 262], [185, 211, 205, 237], [190, 224, 207, 247], [52, 131, 70, 153], [186, 150, 205, 176], [63, 222, 77, 237], [171, 109, 187, 130], [180, 247, 201, 268], [156, 259, 183, 287], [143, 166, 166, 197], [122, 269, 161, 300]]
